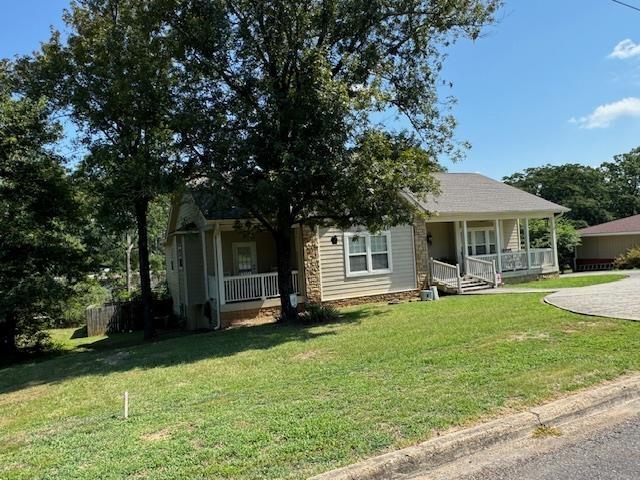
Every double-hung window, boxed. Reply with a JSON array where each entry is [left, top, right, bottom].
[[344, 231, 393, 277]]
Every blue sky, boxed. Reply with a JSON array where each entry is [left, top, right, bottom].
[[2, 0, 640, 180]]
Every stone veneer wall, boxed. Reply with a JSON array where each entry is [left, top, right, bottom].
[[302, 225, 322, 303], [413, 219, 429, 290], [323, 290, 419, 308]]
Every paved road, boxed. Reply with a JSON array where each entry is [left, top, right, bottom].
[[545, 271, 640, 321], [456, 414, 640, 480]]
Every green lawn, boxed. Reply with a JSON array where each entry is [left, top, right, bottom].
[[506, 273, 627, 289], [2, 294, 640, 479]]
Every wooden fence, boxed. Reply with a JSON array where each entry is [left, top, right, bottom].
[[86, 303, 133, 337]]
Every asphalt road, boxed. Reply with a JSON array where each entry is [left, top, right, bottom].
[[459, 415, 640, 480]]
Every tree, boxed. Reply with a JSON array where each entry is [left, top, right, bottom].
[[173, 0, 501, 320], [527, 218, 581, 272], [601, 147, 640, 219], [0, 63, 86, 356], [28, 0, 184, 339], [504, 164, 611, 227]]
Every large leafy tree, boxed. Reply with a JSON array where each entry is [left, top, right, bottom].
[[173, 0, 501, 320], [27, 0, 185, 339], [504, 164, 611, 227], [0, 64, 86, 356], [601, 147, 640, 219]]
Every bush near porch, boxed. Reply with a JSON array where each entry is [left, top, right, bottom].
[[2, 294, 640, 479]]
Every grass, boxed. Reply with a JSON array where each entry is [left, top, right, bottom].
[[506, 273, 627, 289], [2, 294, 640, 479]]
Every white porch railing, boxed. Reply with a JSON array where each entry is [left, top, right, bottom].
[[431, 258, 462, 293], [469, 248, 554, 272], [223, 270, 299, 303], [465, 257, 497, 286]]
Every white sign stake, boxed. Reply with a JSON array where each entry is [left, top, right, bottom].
[[124, 391, 129, 419]]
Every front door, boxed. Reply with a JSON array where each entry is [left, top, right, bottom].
[[232, 242, 257, 275]]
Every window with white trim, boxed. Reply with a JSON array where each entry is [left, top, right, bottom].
[[344, 231, 393, 277], [466, 228, 496, 255]]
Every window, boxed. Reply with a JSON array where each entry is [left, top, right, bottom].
[[466, 228, 497, 256], [344, 231, 393, 277]]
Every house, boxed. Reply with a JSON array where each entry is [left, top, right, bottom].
[[575, 213, 640, 271], [165, 172, 568, 329]]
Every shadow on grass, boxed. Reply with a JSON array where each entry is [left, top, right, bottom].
[[0, 308, 374, 395]]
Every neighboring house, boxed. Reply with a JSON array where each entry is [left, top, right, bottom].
[[575, 213, 640, 271], [165, 172, 568, 329]]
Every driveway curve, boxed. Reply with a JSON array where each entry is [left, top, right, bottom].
[[544, 271, 640, 321]]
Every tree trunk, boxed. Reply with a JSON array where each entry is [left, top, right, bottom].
[[274, 228, 298, 322], [125, 232, 133, 293], [0, 312, 18, 359], [134, 197, 154, 340]]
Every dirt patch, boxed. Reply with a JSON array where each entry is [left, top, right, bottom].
[[507, 332, 550, 342], [100, 351, 131, 366], [140, 428, 172, 442]]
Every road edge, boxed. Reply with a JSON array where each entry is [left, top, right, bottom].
[[309, 374, 640, 480]]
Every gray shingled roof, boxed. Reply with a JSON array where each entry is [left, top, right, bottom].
[[409, 173, 569, 216]]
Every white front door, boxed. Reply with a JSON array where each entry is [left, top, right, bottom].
[[232, 242, 257, 275]]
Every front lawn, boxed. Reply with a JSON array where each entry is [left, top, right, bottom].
[[2, 294, 640, 479], [506, 273, 627, 289]]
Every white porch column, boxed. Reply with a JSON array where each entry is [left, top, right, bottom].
[[494, 219, 502, 272], [454, 221, 462, 266], [215, 226, 225, 305], [524, 218, 531, 270], [201, 230, 210, 300], [550, 215, 559, 270], [462, 220, 469, 272]]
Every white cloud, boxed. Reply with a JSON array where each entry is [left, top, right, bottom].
[[609, 39, 640, 59], [572, 97, 640, 129]]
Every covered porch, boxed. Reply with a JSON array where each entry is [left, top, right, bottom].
[[426, 214, 559, 290], [205, 224, 305, 308]]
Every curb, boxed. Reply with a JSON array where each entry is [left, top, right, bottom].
[[309, 375, 640, 480]]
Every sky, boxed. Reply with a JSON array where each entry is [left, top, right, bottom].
[[1, 0, 640, 180]]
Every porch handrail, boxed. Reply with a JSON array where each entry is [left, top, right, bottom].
[[223, 270, 299, 303], [465, 256, 497, 287], [431, 258, 462, 293]]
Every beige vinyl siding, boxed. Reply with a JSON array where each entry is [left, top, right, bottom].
[[426, 222, 456, 262], [176, 194, 206, 230], [318, 225, 417, 301], [184, 234, 206, 305], [501, 219, 520, 251], [165, 237, 181, 314], [577, 234, 640, 259]]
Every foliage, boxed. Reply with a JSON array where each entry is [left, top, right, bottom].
[[613, 246, 640, 270], [526, 217, 581, 271], [504, 148, 640, 227], [0, 63, 87, 357], [173, 0, 501, 319], [3, 295, 640, 478], [57, 278, 110, 328], [504, 164, 610, 227], [601, 147, 640, 219], [23, 0, 188, 339], [295, 303, 341, 325]]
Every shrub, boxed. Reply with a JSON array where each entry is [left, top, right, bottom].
[[614, 246, 640, 269], [296, 304, 341, 325], [57, 278, 110, 327]]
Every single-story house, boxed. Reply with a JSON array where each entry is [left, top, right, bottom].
[[165, 172, 568, 329], [575, 213, 640, 271]]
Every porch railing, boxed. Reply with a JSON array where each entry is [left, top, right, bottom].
[[469, 248, 554, 272], [223, 270, 299, 303], [465, 256, 497, 286], [431, 258, 462, 293]]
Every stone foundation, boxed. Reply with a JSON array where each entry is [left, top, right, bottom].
[[322, 290, 420, 308]]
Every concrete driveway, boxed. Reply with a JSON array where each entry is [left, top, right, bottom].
[[544, 271, 640, 321]]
